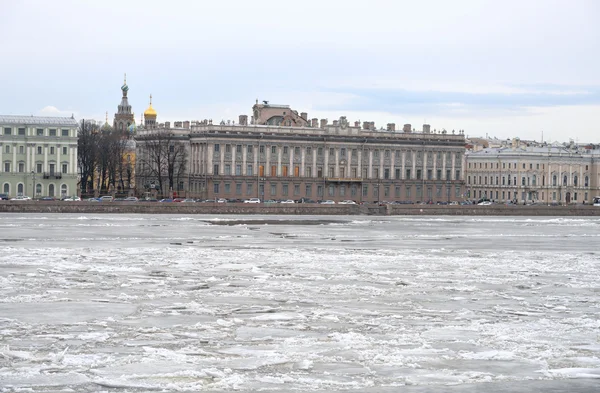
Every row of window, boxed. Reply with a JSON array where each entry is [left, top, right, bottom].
[[469, 161, 590, 171], [213, 163, 462, 181], [212, 181, 463, 199], [468, 174, 590, 187], [3, 162, 69, 174], [3, 182, 69, 197], [214, 143, 461, 161], [3, 127, 71, 137], [3, 145, 70, 155]]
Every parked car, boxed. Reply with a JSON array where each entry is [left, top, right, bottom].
[[216, 198, 228, 203], [339, 200, 357, 205], [173, 198, 186, 202], [123, 197, 139, 202], [280, 199, 295, 204], [320, 200, 336, 204], [244, 198, 261, 203], [297, 198, 316, 204], [0, 193, 9, 200], [159, 198, 173, 203], [10, 196, 32, 201], [39, 196, 56, 201], [180, 198, 196, 203], [264, 199, 277, 204], [63, 196, 81, 202], [98, 195, 114, 202], [478, 201, 492, 206]]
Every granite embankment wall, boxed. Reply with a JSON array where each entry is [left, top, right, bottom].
[[1, 201, 599, 216]]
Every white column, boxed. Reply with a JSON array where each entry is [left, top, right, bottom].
[[242, 145, 247, 175], [265, 144, 271, 176], [12, 144, 17, 172], [452, 153, 456, 180], [391, 150, 396, 179], [368, 150, 373, 178], [26, 145, 31, 172], [324, 148, 329, 177], [277, 146, 282, 176], [412, 151, 416, 179], [442, 153, 447, 180], [334, 148, 339, 177], [300, 148, 306, 177], [207, 144, 214, 174], [379, 151, 384, 179], [43, 145, 48, 172], [289, 147, 294, 177], [358, 149, 362, 177], [312, 148, 317, 178], [254, 144, 258, 177], [220, 145, 225, 175], [56, 144, 61, 174]]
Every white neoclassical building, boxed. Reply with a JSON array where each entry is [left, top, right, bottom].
[[0, 115, 79, 199], [465, 140, 600, 204]]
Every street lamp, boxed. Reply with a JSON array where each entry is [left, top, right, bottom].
[[31, 171, 36, 200]]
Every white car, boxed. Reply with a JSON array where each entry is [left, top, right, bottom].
[[10, 196, 32, 201], [320, 200, 336, 204], [244, 198, 261, 204], [280, 199, 295, 204], [339, 200, 356, 205], [123, 197, 139, 202], [478, 201, 492, 206], [63, 196, 81, 202], [216, 198, 228, 203]]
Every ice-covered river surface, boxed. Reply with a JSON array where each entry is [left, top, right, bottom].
[[0, 214, 599, 392]]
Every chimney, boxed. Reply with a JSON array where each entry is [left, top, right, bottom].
[[183, 121, 190, 129], [423, 124, 431, 133], [300, 112, 308, 121], [387, 123, 396, 131], [370, 121, 375, 130], [332, 120, 339, 127], [403, 124, 412, 133], [363, 121, 370, 130], [174, 121, 183, 128], [354, 121, 360, 127], [239, 115, 248, 125], [311, 118, 318, 127], [165, 121, 170, 129], [320, 119, 328, 128]]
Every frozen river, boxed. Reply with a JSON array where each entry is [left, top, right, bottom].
[[0, 214, 599, 392]]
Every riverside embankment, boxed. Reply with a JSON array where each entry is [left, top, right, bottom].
[[1, 201, 599, 216]]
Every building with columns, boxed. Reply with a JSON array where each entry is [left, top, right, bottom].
[[465, 139, 600, 204], [0, 115, 79, 198], [137, 102, 466, 202]]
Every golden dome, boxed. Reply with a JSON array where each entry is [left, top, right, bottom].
[[144, 94, 157, 117]]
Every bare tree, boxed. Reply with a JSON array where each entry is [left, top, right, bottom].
[[77, 120, 100, 196], [135, 130, 188, 198]]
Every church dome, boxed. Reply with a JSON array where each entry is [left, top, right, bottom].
[[144, 94, 157, 118]]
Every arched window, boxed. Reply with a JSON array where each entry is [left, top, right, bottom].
[[36, 183, 42, 196], [552, 175, 557, 186], [49, 184, 55, 197], [574, 175, 578, 186], [17, 183, 24, 195], [563, 175, 567, 186], [3, 183, 9, 193], [585, 176, 589, 187], [61, 184, 67, 196], [532, 175, 537, 186]]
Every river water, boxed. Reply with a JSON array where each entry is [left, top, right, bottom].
[[0, 214, 599, 392]]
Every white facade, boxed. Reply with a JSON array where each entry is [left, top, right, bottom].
[[465, 143, 600, 204], [0, 115, 79, 198]]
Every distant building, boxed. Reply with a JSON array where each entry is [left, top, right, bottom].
[[113, 74, 135, 133], [0, 115, 78, 198], [136, 101, 466, 202], [465, 138, 600, 204]]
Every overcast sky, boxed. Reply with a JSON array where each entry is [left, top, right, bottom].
[[1, 0, 598, 142]]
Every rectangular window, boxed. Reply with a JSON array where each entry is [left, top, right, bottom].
[[259, 145, 265, 153], [437, 169, 442, 180], [236, 145, 242, 153], [456, 170, 460, 180], [306, 147, 312, 155], [48, 129, 56, 136], [37, 128, 43, 136], [374, 150, 379, 158], [306, 167, 312, 177], [318, 147, 323, 156], [213, 164, 219, 174], [236, 165, 241, 175], [416, 186, 422, 199], [247, 165, 253, 176], [225, 164, 231, 175], [456, 187, 461, 198], [270, 184, 276, 195], [406, 169, 411, 179], [395, 169, 401, 179], [340, 148, 346, 157], [247, 145, 253, 153], [62, 147, 67, 155], [36, 163, 42, 173], [416, 169, 421, 180], [236, 183, 242, 195], [436, 187, 441, 197], [5, 145, 10, 153], [351, 185, 357, 197], [329, 147, 334, 156], [305, 184, 312, 196], [317, 185, 323, 197], [523, 163, 526, 169], [37, 146, 42, 154], [4, 163, 10, 172], [19, 146, 24, 154], [294, 146, 300, 156], [294, 184, 300, 195], [270, 165, 276, 176], [213, 183, 220, 194], [385, 150, 390, 158], [317, 167, 323, 177], [340, 185, 346, 196], [383, 186, 389, 197], [271, 145, 276, 154], [50, 147, 55, 155], [62, 164, 68, 174], [328, 167, 334, 178], [224, 183, 231, 193], [282, 165, 288, 177], [18, 128, 25, 136], [362, 185, 368, 197], [283, 146, 289, 154], [352, 149, 357, 157], [373, 168, 379, 179], [282, 184, 288, 196], [328, 184, 335, 197], [18, 162, 24, 172], [446, 170, 451, 180], [3, 127, 11, 135], [246, 183, 253, 195], [62, 129, 69, 137], [427, 170, 432, 180], [384, 168, 390, 179], [225, 144, 231, 153], [395, 186, 400, 197]]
